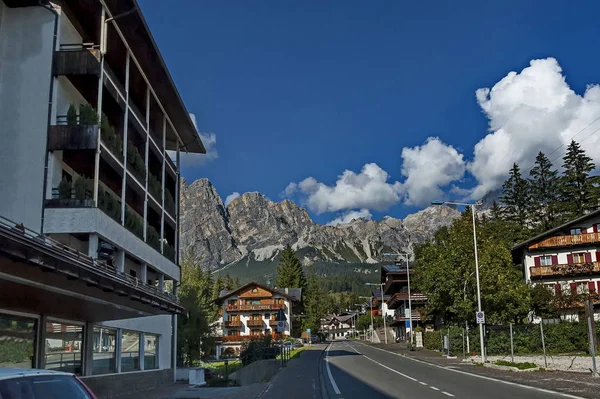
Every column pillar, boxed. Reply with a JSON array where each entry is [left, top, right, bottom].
[[37, 315, 48, 369], [116, 250, 125, 274], [158, 274, 164, 291], [140, 263, 147, 285], [84, 322, 94, 376], [88, 234, 99, 259]]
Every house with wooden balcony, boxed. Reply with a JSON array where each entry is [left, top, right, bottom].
[[380, 264, 428, 341], [320, 314, 356, 340], [0, 0, 204, 395], [214, 282, 301, 359], [512, 209, 600, 321]]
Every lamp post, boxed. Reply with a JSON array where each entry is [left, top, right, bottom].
[[358, 296, 374, 342], [432, 200, 485, 363], [383, 252, 413, 347], [365, 283, 387, 344], [354, 303, 366, 340]]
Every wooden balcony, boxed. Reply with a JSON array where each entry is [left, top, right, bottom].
[[53, 45, 101, 76], [530, 261, 600, 279], [246, 319, 264, 327], [268, 319, 279, 326], [217, 333, 287, 343], [529, 233, 600, 250], [226, 303, 284, 312], [224, 320, 241, 328], [384, 276, 408, 295], [48, 124, 99, 151], [386, 292, 427, 309]]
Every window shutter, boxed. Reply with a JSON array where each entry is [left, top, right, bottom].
[[595, 224, 599, 233], [585, 252, 593, 263], [597, 281, 600, 293], [554, 284, 561, 295], [534, 256, 541, 267], [552, 255, 558, 265], [596, 251, 600, 262], [570, 282, 577, 295], [567, 254, 574, 264], [589, 281, 596, 293]]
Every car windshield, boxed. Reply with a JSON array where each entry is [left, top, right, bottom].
[[0, 375, 91, 399]]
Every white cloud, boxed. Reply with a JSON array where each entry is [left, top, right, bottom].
[[289, 163, 403, 214], [282, 182, 298, 197], [224, 192, 240, 206], [327, 209, 373, 226], [173, 113, 218, 167], [468, 57, 600, 198], [400, 137, 466, 205]]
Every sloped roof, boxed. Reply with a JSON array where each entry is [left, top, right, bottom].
[[215, 281, 300, 304]]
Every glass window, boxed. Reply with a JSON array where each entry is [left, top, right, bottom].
[[0, 375, 92, 399], [540, 256, 553, 266], [121, 330, 140, 372], [92, 327, 117, 375], [45, 322, 83, 375], [570, 228, 582, 235], [144, 334, 158, 370], [0, 313, 37, 369], [573, 253, 586, 263]]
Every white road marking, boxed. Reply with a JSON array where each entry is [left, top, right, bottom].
[[430, 386, 440, 391], [325, 344, 342, 395], [442, 391, 455, 397], [354, 342, 586, 399], [419, 381, 428, 385]]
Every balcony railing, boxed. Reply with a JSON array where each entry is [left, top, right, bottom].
[[529, 233, 600, 250], [226, 304, 284, 312], [218, 333, 287, 343], [384, 276, 407, 295], [53, 43, 101, 76], [224, 320, 242, 328], [48, 124, 99, 151], [530, 261, 600, 278], [268, 319, 278, 326], [246, 319, 264, 327]]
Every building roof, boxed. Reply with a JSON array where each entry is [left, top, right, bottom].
[[215, 281, 300, 304], [382, 264, 403, 273], [512, 208, 600, 252], [372, 288, 390, 300]]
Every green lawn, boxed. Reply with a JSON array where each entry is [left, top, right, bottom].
[[277, 347, 307, 361], [200, 360, 243, 376]]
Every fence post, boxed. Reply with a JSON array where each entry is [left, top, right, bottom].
[[509, 323, 514, 363], [585, 298, 598, 377], [440, 330, 443, 353], [462, 328, 465, 359], [539, 321, 548, 369], [448, 328, 451, 356]]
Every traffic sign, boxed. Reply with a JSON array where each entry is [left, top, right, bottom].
[[307, 328, 311, 335], [277, 321, 285, 332], [476, 311, 485, 324]]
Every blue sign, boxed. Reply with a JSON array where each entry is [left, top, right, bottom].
[[307, 329, 311, 334], [405, 321, 410, 328]]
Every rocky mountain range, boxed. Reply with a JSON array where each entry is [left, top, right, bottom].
[[179, 178, 461, 273]]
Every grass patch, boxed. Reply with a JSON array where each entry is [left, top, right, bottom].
[[494, 360, 538, 370], [200, 360, 243, 376], [277, 347, 307, 361]]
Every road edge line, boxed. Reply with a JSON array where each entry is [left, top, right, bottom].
[[319, 342, 332, 399], [355, 342, 586, 399]]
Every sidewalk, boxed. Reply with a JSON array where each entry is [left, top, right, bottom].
[[364, 341, 600, 399]]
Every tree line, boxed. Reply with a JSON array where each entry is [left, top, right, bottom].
[[413, 140, 600, 327]]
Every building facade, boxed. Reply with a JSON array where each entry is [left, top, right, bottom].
[[0, 0, 205, 395], [320, 314, 355, 340], [513, 210, 600, 322], [215, 282, 300, 359]]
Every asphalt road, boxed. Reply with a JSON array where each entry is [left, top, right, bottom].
[[323, 340, 582, 399]]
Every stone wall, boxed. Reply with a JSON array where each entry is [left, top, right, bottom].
[[230, 359, 281, 386], [81, 369, 173, 399]]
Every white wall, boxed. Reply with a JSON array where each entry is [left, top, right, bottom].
[[0, 3, 55, 232], [58, 10, 82, 48], [222, 296, 293, 336], [101, 314, 172, 370]]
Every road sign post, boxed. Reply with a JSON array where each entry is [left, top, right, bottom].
[[476, 311, 485, 325]]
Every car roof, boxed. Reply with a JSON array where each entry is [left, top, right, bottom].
[[0, 368, 73, 380]]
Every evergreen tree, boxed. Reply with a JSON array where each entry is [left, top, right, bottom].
[[212, 274, 225, 300], [499, 163, 531, 226], [233, 277, 241, 289], [489, 201, 503, 222], [301, 273, 328, 333], [559, 140, 598, 219], [223, 273, 234, 291], [275, 244, 307, 290], [528, 152, 560, 232]]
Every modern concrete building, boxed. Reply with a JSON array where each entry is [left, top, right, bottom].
[[0, 0, 205, 396], [214, 282, 300, 359], [513, 209, 600, 322]]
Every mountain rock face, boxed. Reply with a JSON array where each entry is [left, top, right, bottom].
[[179, 178, 461, 271]]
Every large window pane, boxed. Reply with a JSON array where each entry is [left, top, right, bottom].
[[0, 313, 37, 369], [144, 334, 158, 370], [45, 322, 83, 375], [121, 330, 140, 372], [92, 327, 117, 375]]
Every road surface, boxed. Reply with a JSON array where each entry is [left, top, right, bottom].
[[322, 340, 582, 399]]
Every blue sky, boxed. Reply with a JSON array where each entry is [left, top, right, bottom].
[[139, 0, 600, 224]]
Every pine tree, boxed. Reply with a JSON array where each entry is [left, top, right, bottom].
[[559, 140, 598, 220], [275, 244, 307, 290], [233, 277, 241, 289], [500, 163, 531, 225], [528, 152, 560, 232], [223, 273, 234, 291], [212, 274, 225, 300]]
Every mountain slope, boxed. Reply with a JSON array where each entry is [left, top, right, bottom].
[[179, 178, 461, 274]]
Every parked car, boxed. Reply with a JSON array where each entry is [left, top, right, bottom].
[[0, 368, 97, 398], [282, 341, 293, 349], [293, 340, 303, 348]]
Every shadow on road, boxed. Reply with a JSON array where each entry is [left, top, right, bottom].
[[325, 349, 361, 357], [325, 359, 396, 398]]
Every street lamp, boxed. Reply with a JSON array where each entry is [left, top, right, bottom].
[[354, 304, 365, 339], [358, 296, 374, 342], [365, 283, 387, 344], [432, 200, 485, 363], [383, 252, 413, 347]]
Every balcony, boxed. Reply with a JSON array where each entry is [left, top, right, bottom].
[[226, 304, 284, 312], [53, 43, 101, 76], [528, 233, 600, 250], [384, 276, 408, 295], [268, 319, 279, 327], [224, 320, 242, 328], [217, 333, 287, 343], [386, 292, 428, 309], [48, 124, 98, 151], [246, 319, 264, 327], [530, 261, 600, 279]]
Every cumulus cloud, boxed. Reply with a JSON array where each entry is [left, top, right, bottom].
[[288, 163, 403, 214], [224, 192, 240, 206], [400, 137, 466, 205], [468, 58, 600, 198], [282, 182, 298, 197], [173, 113, 218, 167], [327, 209, 373, 226]]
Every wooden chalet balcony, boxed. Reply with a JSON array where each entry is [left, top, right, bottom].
[[48, 124, 99, 151], [387, 292, 427, 309], [246, 319, 264, 327], [384, 275, 407, 295], [224, 320, 241, 328], [530, 261, 600, 278], [226, 303, 284, 312], [53, 44, 101, 76], [268, 319, 279, 326], [392, 310, 421, 323], [217, 333, 286, 343], [529, 233, 600, 250]]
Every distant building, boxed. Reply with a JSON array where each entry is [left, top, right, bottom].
[[512, 209, 600, 322], [320, 314, 355, 340], [214, 282, 301, 359]]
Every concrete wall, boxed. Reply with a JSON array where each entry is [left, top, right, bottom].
[[0, 2, 55, 232], [101, 314, 172, 370], [230, 359, 280, 386], [81, 368, 173, 399]]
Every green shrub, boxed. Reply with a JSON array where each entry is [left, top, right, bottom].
[[73, 176, 90, 201], [148, 173, 162, 201], [79, 103, 98, 125], [57, 178, 72, 199], [495, 360, 537, 370], [66, 104, 78, 126], [146, 225, 161, 251], [101, 118, 123, 156]]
